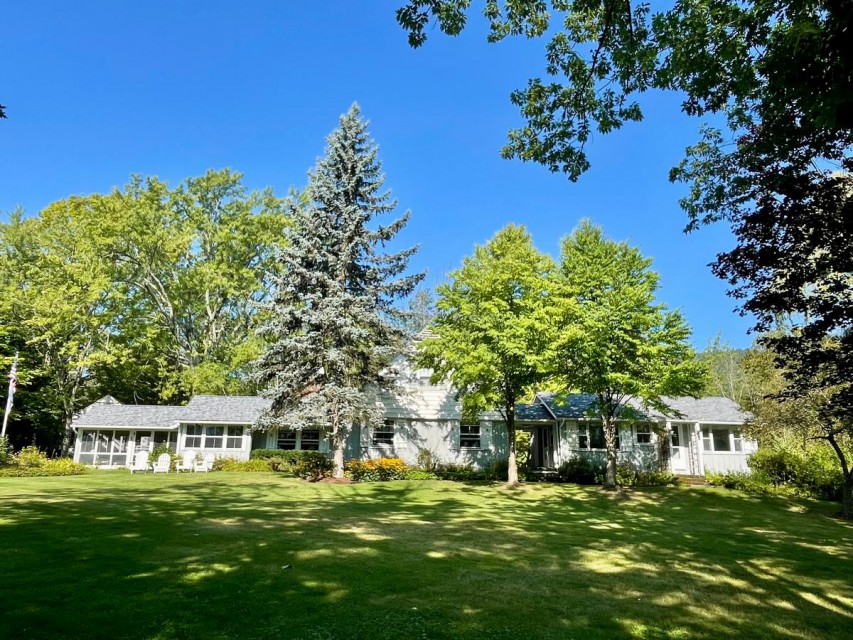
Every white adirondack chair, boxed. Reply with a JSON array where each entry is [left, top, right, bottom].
[[152, 452, 171, 473], [129, 451, 150, 474], [194, 453, 215, 473], [175, 450, 196, 472]]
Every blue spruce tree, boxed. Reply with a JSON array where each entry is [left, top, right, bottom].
[[255, 104, 423, 477]]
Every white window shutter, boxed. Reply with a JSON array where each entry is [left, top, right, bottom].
[[359, 422, 371, 449]]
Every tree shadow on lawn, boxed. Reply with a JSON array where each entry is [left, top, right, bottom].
[[0, 475, 851, 640]]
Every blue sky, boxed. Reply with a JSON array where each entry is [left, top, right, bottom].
[[0, 1, 753, 348]]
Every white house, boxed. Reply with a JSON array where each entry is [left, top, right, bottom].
[[72, 364, 754, 476]]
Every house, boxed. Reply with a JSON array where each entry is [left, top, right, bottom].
[[72, 363, 755, 476]]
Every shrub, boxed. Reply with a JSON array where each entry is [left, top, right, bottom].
[[484, 458, 509, 481], [249, 448, 284, 460], [211, 458, 273, 472], [615, 463, 679, 487], [434, 462, 486, 481], [0, 447, 88, 477], [293, 451, 333, 481], [416, 448, 439, 471], [249, 449, 319, 475], [557, 456, 601, 485], [347, 457, 410, 482], [748, 448, 843, 501], [706, 471, 777, 495], [0, 436, 13, 467]]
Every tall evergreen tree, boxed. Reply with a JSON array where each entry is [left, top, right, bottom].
[[254, 104, 423, 477]]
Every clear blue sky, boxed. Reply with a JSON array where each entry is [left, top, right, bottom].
[[0, 1, 754, 349]]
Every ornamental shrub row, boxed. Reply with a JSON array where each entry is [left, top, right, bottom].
[[346, 457, 410, 481]]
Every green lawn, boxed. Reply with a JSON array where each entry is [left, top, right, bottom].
[[1, 474, 851, 640]]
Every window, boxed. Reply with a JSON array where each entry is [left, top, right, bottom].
[[670, 425, 681, 448], [185, 425, 203, 448], [204, 426, 224, 449], [579, 424, 619, 450], [703, 427, 737, 452], [373, 420, 394, 446], [301, 429, 320, 451], [277, 429, 320, 450], [277, 430, 297, 450], [733, 432, 743, 452], [712, 428, 731, 452], [636, 425, 652, 445], [460, 423, 481, 449], [226, 426, 244, 449]]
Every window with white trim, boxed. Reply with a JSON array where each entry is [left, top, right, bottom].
[[185, 425, 203, 448], [277, 428, 321, 451], [636, 425, 652, 445], [703, 427, 738, 452], [578, 423, 619, 450], [460, 423, 481, 449], [373, 420, 394, 446], [226, 426, 244, 449], [204, 426, 224, 448]]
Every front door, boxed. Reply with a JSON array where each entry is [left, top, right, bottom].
[[533, 427, 555, 469], [669, 425, 691, 474]]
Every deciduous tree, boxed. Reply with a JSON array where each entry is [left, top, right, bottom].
[[418, 224, 553, 484], [548, 220, 706, 488]]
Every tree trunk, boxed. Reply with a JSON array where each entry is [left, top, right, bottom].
[[506, 406, 518, 485], [331, 418, 345, 479], [603, 415, 618, 489], [842, 474, 853, 520], [826, 434, 852, 518]]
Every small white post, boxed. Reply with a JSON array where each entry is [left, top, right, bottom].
[[694, 422, 704, 476]]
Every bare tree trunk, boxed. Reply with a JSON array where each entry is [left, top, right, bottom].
[[603, 416, 618, 489], [506, 406, 518, 485]]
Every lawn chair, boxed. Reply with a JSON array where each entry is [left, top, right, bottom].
[[194, 453, 215, 473], [129, 450, 150, 474], [152, 452, 171, 473], [175, 450, 196, 472]]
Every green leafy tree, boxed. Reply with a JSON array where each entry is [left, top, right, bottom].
[[254, 104, 423, 478], [0, 209, 121, 452], [418, 224, 553, 484], [548, 220, 706, 488], [697, 337, 751, 407]]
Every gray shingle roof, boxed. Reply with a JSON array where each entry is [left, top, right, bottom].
[[514, 403, 553, 421], [74, 402, 185, 429], [639, 396, 750, 423], [183, 395, 271, 423], [534, 392, 747, 424]]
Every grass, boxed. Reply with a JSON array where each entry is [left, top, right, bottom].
[[0, 473, 851, 640]]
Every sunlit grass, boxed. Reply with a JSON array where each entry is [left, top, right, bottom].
[[0, 473, 850, 639]]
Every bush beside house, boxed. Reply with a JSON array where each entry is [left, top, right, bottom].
[[0, 442, 88, 477]]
